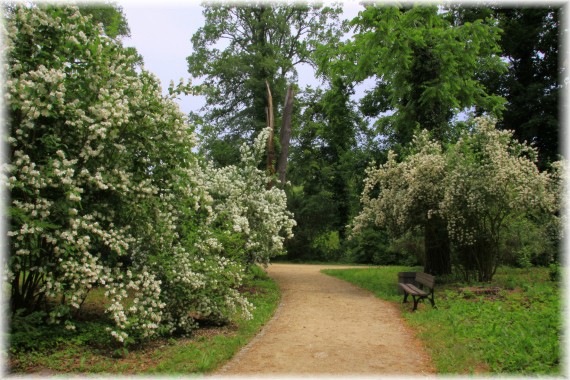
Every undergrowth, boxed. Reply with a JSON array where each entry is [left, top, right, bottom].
[[8, 265, 280, 375]]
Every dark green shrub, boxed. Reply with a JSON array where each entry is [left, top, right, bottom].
[[549, 263, 560, 282], [345, 227, 421, 265], [501, 216, 558, 268]]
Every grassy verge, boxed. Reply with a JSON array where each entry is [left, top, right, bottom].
[[271, 259, 369, 266], [9, 265, 280, 375], [323, 266, 562, 375], [322, 265, 422, 301]]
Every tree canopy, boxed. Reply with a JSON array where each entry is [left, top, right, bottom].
[[319, 5, 507, 150], [187, 3, 344, 165]]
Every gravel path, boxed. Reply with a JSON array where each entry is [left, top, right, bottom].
[[214, 263, 435, 376]]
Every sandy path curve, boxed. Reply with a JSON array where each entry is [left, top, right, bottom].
[[215, 263, 435, 376]]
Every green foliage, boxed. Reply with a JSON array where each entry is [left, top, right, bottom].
[[500, 215, 558, 267], [548, 263, 560, 282], [285, 80, 374, 261], [76, 1, 131, 39], [187, 3, 344, 165], [344, 227, 390, 264], [283, 185, 337, 261], [10, 308, 113, 353], [386, 229, 425, 266], [322, 4, 506, 149], [9, 309, 50, 352], [311, 231, 342, 262], [344, 227, 422, 266], [449, 7, 561, 169], [324, 266, 561, 374]]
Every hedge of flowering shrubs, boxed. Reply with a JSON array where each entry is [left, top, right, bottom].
[[3, 4, 295, 345], [352, 117, 563, 281]]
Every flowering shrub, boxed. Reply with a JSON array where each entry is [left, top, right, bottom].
[[352, 130, 451, 274], [199, 128, 296, 267], [352, 131, 446, 237], [352, 117, 562, 281], [440, 118, 559, 281], [4, 4, 294, 344], [4, 4, 171, 342]]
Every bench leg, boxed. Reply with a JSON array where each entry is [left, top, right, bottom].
[[412, 295, 432, 311], [403, 292, 409, 304], [412, 296, 420, 311]]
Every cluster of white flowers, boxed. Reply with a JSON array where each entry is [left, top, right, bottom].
[[103, 268, 165, 340], [352, 130, 446, 238], [4, 5, 295, 345], [353, 117, 562, 278], [197, 128, 296, 266], [439, 118, 557, 246]]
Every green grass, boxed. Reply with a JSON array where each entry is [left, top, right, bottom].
[[146, 266, 280, 374], [322, 265, 422, 301], [9, 265, 281, 375], [272, 258, 369, 266], [323, 265, 562, 375]]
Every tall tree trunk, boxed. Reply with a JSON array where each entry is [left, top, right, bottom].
[[277, 85, 294, 185], [423, 215, 452, 275], [332, 169, 349, 241], [265, 80, 275, 183]]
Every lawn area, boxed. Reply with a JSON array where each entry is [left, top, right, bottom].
[[8, 266, 280, 375], [323, 266, 562, 375]]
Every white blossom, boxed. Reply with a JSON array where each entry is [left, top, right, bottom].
[[5, 4, 296, 345]]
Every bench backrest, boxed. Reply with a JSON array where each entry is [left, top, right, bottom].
[[415, 272, 435, 289]]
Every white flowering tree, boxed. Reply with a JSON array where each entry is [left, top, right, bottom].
[[440, 118, 559, 281], [4, 4, 295, 344], [352, 131, 451, 275], [352, 117, 561, 281]]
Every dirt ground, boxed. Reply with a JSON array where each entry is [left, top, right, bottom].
[[214, 263, 435, 377]]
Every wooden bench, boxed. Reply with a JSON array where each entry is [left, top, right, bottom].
[[398, 272, 436, 311]]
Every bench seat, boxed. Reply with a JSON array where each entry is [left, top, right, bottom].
[[398, 283, 428, 297], [398, 272, 436, 311]]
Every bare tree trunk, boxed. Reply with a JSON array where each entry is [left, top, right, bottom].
[[277, 85, 294, 185], [265, 80, 275, 181]]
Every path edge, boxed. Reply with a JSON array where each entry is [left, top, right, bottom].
[[213, 280, 285, 375]]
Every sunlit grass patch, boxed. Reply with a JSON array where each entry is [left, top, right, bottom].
[[322, 265, 422, 302]]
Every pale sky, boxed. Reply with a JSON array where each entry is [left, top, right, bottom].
[[119, 1, 366, 115], [121, 2, 206, 115]]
